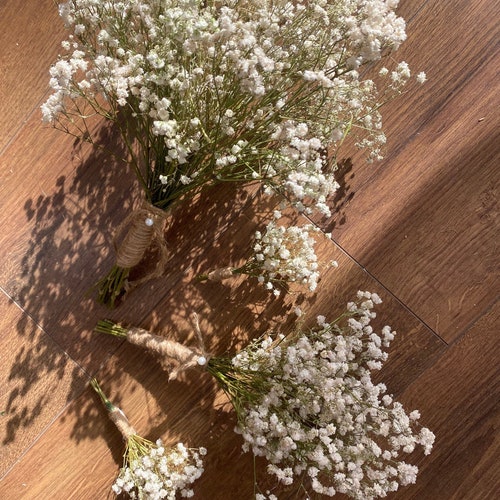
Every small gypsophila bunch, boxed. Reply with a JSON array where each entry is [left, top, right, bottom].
[[198, 216, 334, 296], [90, 379, 206, 499], [43, 0, 422, 306], [206, 292, 434, 499]]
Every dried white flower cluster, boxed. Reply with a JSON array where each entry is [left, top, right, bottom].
[[252, 221, 321, 295], [209, 292, 434, 498], [112, 441, 206, 500], [43, 0, 425, 306], [91, 379, 206, 500], [200, 219, 330, 296], [42, 0, 419, 213]]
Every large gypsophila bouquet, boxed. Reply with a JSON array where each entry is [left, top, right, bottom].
[[91, 379, 206, 499], [43, 0, 422, 306], [96, 293, 434, 498]]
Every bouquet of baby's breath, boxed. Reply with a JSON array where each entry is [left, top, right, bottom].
[[207, 292, 435, 498], [198, 216, 336, 296], [91, 379, 206, 499], [96, 293, 434, 498], [43, 0, 423, 306]]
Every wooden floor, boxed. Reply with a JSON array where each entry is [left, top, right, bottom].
[[0, 0, 498, 498]]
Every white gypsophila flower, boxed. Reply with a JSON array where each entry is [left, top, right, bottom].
[[416, 71, 427, 84], [201, 218, 329, 294], [91, 380, 207, 500], [44, 0, 425, 306], [208, 292, 434, 499], [245, 221, 322, 293], [112, 440, 206, 500], [43, 0, 420, 219]]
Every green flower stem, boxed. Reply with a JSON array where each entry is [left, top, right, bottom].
[[90, 378, 116, 412], [95, 319, 129, 338], [95, 265, 131, 308]]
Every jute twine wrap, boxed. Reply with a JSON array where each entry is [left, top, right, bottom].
[[207, 267, 234, 281], [127, 317, 209, 380], [109, 406, 137, 440], [114, 201, 170, 286]]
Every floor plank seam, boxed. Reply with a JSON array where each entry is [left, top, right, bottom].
[[0, 285, 100, 381], [297, 210, 449, 346], [0, 87, 53, 161], [320, 240, 449, 346]]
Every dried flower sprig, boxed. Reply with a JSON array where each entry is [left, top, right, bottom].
[[91, 378, 206, 499], [95, 293, 434, 498], [43, 0, 422, 306], [198, 219, 333, 296]]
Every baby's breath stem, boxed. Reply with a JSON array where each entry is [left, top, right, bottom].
[[90, 378, 115, 412], [95, 319, 129, 338]]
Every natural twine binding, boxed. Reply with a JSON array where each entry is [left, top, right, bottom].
[[114, 200, 170, 288], [207, 267, 234, 281], [109, 406, 137, 440], [126, 314, 209, 380]]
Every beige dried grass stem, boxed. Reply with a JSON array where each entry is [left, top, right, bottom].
[[109, 407, 137, 440], [207, 267, 235, 281]]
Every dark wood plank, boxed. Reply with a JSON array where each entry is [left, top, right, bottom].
[[391, 301, 499, 499], [0, 291, 88, 479], [0, 0, 65, 152], [0, 386, 120, 497], [323, 0, 500, 343]]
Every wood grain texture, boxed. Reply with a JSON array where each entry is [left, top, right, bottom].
[[323, 0, 500, 343], [0, 291, 88, 479], [392, 301, 499, 499], [0, 0, 65, 153], [0, 116, 137, 372], [0, 0, 498, 498]]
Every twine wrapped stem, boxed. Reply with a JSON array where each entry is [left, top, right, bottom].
[[90, 378, 137, 440], [128, 327, 199, 362], [114, 201, 168, 269], [197, 267, 236, 282], [109, 407, 137, 440], [96, 200, 170, 307], [126, 323, 208, 380], [95, 316, 210, 380]]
